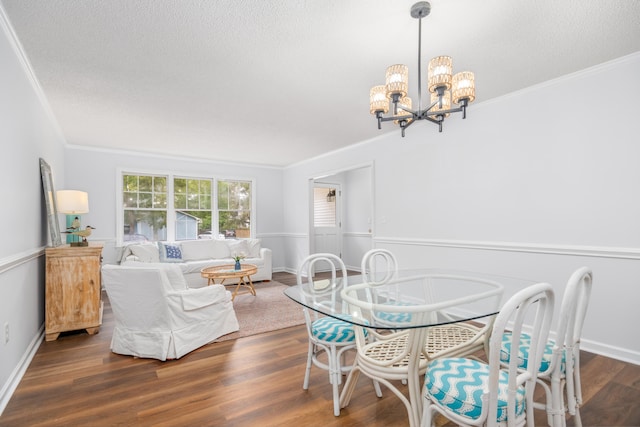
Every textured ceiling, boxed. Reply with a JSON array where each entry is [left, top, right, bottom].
[[3, 0, 640, 166]]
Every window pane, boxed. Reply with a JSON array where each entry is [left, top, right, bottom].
[[177, 210, 212, 240], [314, 187, 336, 227], [187, 193, 199, 209], [200, 180, 211, 195], [174, 178, 186, 195], [218, 181, 229, 210], [218, 180, 252, 238], [200, 194, 211, 210], [153, 176, 167, 192], [123, 192, 137, 208], [123, 209, 167, 241], [153, 193, 167, 208], [139, 192, 153, 208], [123, 175, 138, 192], [139, 176, 152, 192], [175, 193, 186, 209]]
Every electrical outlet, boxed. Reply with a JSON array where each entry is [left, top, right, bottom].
[[4, 322, 8, 344]]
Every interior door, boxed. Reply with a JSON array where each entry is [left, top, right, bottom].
[[312, 183, 341, 263]]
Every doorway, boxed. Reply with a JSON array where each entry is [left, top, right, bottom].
[[312, 183, 341, 259], [309, 163, 374, 270]]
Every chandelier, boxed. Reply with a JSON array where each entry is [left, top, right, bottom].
[[369, 1, 476, 137]]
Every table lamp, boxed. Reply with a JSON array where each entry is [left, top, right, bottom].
[[56, 190, 89, 246]]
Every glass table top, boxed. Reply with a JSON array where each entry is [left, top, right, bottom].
[[284, 269, 536, 329]]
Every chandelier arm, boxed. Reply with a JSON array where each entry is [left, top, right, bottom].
[[421, 99, 441, 115], [424, 105, 465, 117], [400, 117, 418, 137], [422, 116, 442, 125]]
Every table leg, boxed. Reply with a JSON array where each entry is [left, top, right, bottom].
[[246, 275, 256, 296], [230, 275, 256, 300]]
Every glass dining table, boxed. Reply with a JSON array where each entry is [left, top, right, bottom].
[[284, 268, 537, 425], [284, 269, 536, 329]]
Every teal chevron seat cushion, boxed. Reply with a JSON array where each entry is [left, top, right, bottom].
[[500, 332, 560, 373], [425, 358, 525, 422], [374, 301, 413, 324], [311, 315, 366, 342]]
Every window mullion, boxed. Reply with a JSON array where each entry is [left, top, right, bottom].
[[166, 174, 176, 242]]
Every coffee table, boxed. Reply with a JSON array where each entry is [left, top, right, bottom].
[[200, 264, 258, 301]]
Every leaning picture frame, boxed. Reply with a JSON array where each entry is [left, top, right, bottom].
[[39, 158, 63, 247]]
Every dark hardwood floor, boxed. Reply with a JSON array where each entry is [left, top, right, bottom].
[[1, 272, 639, 426]]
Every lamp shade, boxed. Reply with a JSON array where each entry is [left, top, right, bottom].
[[452, 71, 476, 104], [369, 85, 389, 115], [57, 190, 89, 214], [385, 64, 409, 99], [428, 56, 453, 93]]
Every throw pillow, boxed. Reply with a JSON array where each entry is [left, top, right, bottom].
[[158, 242, 183, 263], [180, 239, 215, 261], [245, 239, 261, 258], [227, 239, 249, 259], [210, 239, 231, 258], [129, 244, 160, 263]]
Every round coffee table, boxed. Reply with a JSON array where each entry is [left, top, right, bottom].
[[200, 264, 258, 301]]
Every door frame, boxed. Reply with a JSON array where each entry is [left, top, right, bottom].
[[308, 162, 375, 268]]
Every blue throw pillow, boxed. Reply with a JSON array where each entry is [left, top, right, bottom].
[[158, 242, 183, 263]]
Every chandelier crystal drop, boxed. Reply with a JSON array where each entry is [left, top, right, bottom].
[[369, 1, 475, 137]]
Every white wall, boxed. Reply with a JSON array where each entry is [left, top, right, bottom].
[[342, 165, 373, 270], [63, 147, 285, 268], [283, 52, 640, 364], [0, 7, 66, 413]]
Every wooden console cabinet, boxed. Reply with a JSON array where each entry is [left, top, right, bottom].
[[45, 243, 104, 341]]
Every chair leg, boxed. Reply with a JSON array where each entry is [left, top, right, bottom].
[[373, 380, 382, 397], [420, 397, 434, 427], [339, 365, 361, 408], [303, 341, 314, 390], [550, 375, 565, 427], [329, 346, 342, 416]]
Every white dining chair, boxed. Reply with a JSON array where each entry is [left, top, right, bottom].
[[362, 248, 496, 362], [361, 248, 399, 286], [500, 267, 593, 427], [340, 273, 504, 427], [421, 282, 555, 427], [297, 253, 380, 416]]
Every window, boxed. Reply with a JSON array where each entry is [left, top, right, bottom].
[[123, 174, 168, 241], [313, 186, 336, 227], [174, 177, 212, 240], [120, 172, 253, 243], [218, 180, 252, 238]]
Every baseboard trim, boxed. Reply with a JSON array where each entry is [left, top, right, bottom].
[[0, 327, 44, 416], [580, 338, 640, 366]]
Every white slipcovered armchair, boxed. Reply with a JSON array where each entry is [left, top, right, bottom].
[[102, 264, 239, 361]]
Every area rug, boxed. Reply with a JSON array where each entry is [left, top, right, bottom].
[[215, 280, 305, 342]]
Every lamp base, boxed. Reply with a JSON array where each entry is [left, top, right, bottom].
[[70, 241, 89, 247]]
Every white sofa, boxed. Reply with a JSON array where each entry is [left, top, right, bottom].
[[119, 238, 272, 288], [102, 264, 239, 360]]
